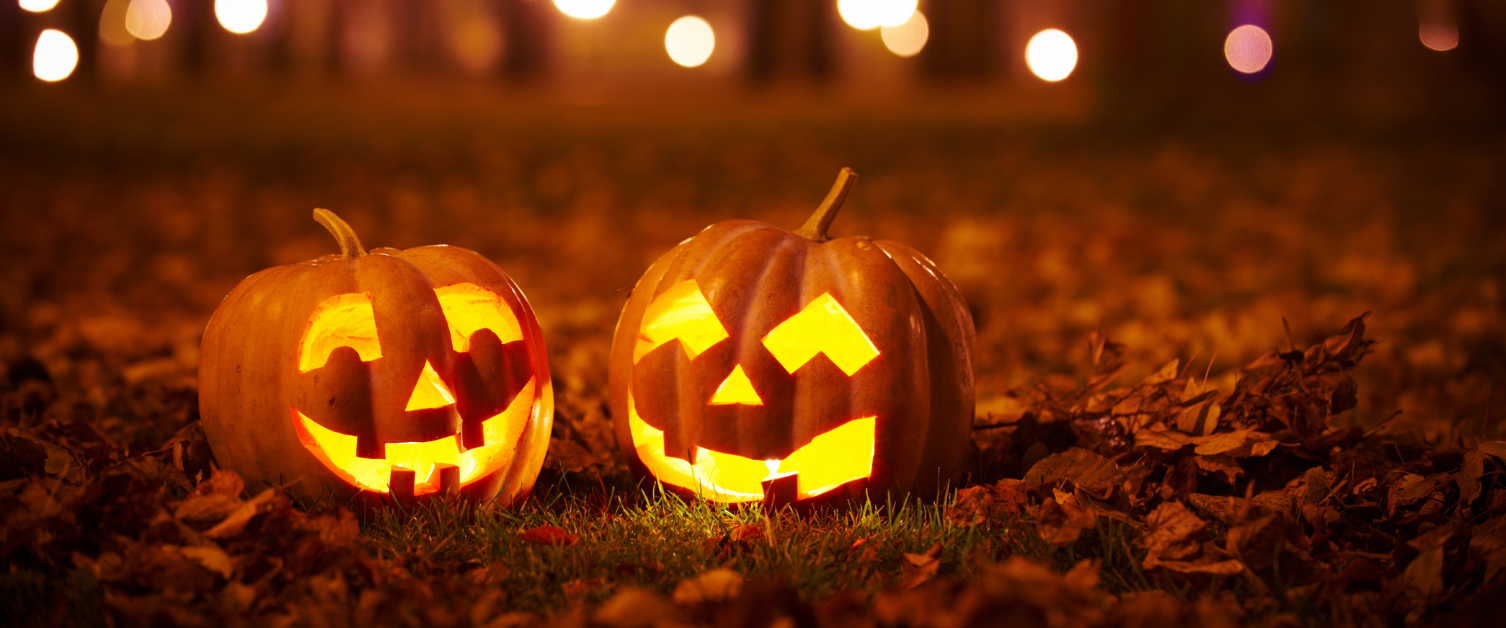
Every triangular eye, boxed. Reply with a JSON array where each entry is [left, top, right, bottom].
[[405, 360, 456, 411], [709, 365, 763, 406]]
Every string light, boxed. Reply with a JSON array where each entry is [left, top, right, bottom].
[[1224, 24, 1273, 74], [215, 0, 268, 35], [19, 0, 60, 13], [1025, 29, 1078, 82], [125, 0, 173, 41], [32, 29, 78, 82], [554, 0, 614, 20], [838, 0, 917, 31], [881, 11, 929, 58], [665, 16, 715, 68]]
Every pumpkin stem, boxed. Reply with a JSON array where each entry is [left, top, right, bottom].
[[313, 208, 368, 259], [795, 167, 858, 242]]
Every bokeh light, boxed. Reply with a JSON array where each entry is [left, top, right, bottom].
[[665, 16, 715, 68], [554, 0, 614, 20], [32, 29, 77, 82], [215, 0, 267, 35], [19, 0, 60, 12], [99, 0, 135, 47], [881, 11, 928, 58], [1224, 24, 1273, 74], [1419, 20, 1459, 51], [838, 0, 918, 31], [1024, 29, 1078, 82], [125, 0, 172, 41]]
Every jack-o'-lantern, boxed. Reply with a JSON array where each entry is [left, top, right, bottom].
[[608, 169, 975, 506], [200, 209, 553, 508]]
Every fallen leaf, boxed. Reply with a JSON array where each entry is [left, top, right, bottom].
[[520, 525, 578, 546], [563, 577, 607, 599], [1037, 494, 1096, 545], [1024, 448, 1126, 499], [947, 479, 1027, 526], [899, 543, 942, 589], [172, 492, 242, 524], [179, 544, 233, 579], [594, 588, 677, 628], [1134, 426, 1192, 451], [203, 488, 278, 540], [673, 568, 743, 605], [1480, 441, 1506, 460]]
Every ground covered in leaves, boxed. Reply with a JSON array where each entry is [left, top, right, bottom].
[[1, 86, 1504, 627]]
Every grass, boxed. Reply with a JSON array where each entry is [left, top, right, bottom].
[[356, 472, 1156, 615]]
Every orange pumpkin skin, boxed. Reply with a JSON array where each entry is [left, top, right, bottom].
[[608, 170, 975, 505], [199, 210, 553, 508]]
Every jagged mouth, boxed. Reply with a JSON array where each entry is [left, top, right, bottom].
[[294, 379, 536, 496], [627, 393, 876, 503]]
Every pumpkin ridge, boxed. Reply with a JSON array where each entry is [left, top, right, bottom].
[[722, 232, 809, 457]]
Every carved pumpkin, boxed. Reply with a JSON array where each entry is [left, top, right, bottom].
[[200, 209, 553, 507], [608, 169, 975, 506]]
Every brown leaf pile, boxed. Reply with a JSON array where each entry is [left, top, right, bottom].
[[960, 313, 1506, 624]]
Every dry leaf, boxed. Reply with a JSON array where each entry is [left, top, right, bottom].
[[899, 543, 942, 589], [673, 568, 743, 605], [520, 525, 578, 546], [203, 488, 278, 540], [594, 588, 677, 628], [1024, 448, 1126, 498]]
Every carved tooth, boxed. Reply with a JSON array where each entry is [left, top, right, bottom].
[[761, 472, 799, 510], [389, 466, 416, 505], [436, 463, 461, 497]]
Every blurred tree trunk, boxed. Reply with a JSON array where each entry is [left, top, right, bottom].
[[179, 0, 216, 78], [920, 0, 1003, 79], [746, 0, 833, 82], [63, 0, 100, 81], [1, 1, 22, 82], [1460, 0, 1506, 85], [497, 0, 551, 81]]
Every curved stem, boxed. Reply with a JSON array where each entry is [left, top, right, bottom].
[[794, 167, 858, 241], [313, 208, 367, 259]]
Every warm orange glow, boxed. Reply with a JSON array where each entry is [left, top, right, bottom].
[[298, 292, 381, 372], [1025, 29, 1078, 82], [881, 10, 928, 57], [709, 365, 763, 406], [665, 15, 715, 68], [634, 280, 729, 362], [629, 394, 875, 503], [1224, 24, 1273, 74], [215, 0, 267, 35], [405, 361, 456, 411], [296, 379, 536, 495], [435, 283, 523, 351], [761, 293, 878, 376]]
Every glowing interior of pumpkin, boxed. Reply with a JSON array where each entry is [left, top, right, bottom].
[[629, 393, 875, 502], [295, 379, 535, 494], [629, 282, 882, 502], [293, 283, 534, 495]]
